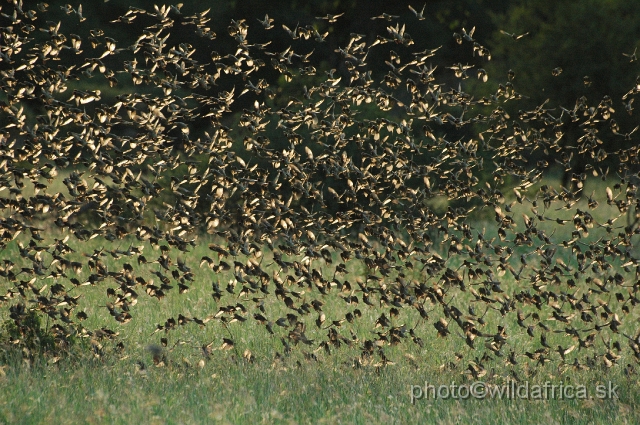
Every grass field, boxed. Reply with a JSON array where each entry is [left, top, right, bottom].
[[1, 171, 639, 424], [1, 335, 638, 424]]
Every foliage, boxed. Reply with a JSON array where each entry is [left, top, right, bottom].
[[485, 0, 640, 184], [1, 305, 60, 361]]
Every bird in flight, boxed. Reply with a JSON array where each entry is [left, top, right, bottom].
[[408, 4, 426, 20], [371, 13, 399, 21], [316, 12, 344, 23], [258, 14, 274, 29], [500, 29, 530, 40]]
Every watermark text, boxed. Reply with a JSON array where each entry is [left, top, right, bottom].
[[410, 381, 619, 403]]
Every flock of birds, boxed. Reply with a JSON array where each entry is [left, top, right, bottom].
[[1, 1, 640, 375]]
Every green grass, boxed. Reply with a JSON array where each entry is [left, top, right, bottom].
[[1, 346, 638, 424], [1, 174, 639, 424]]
